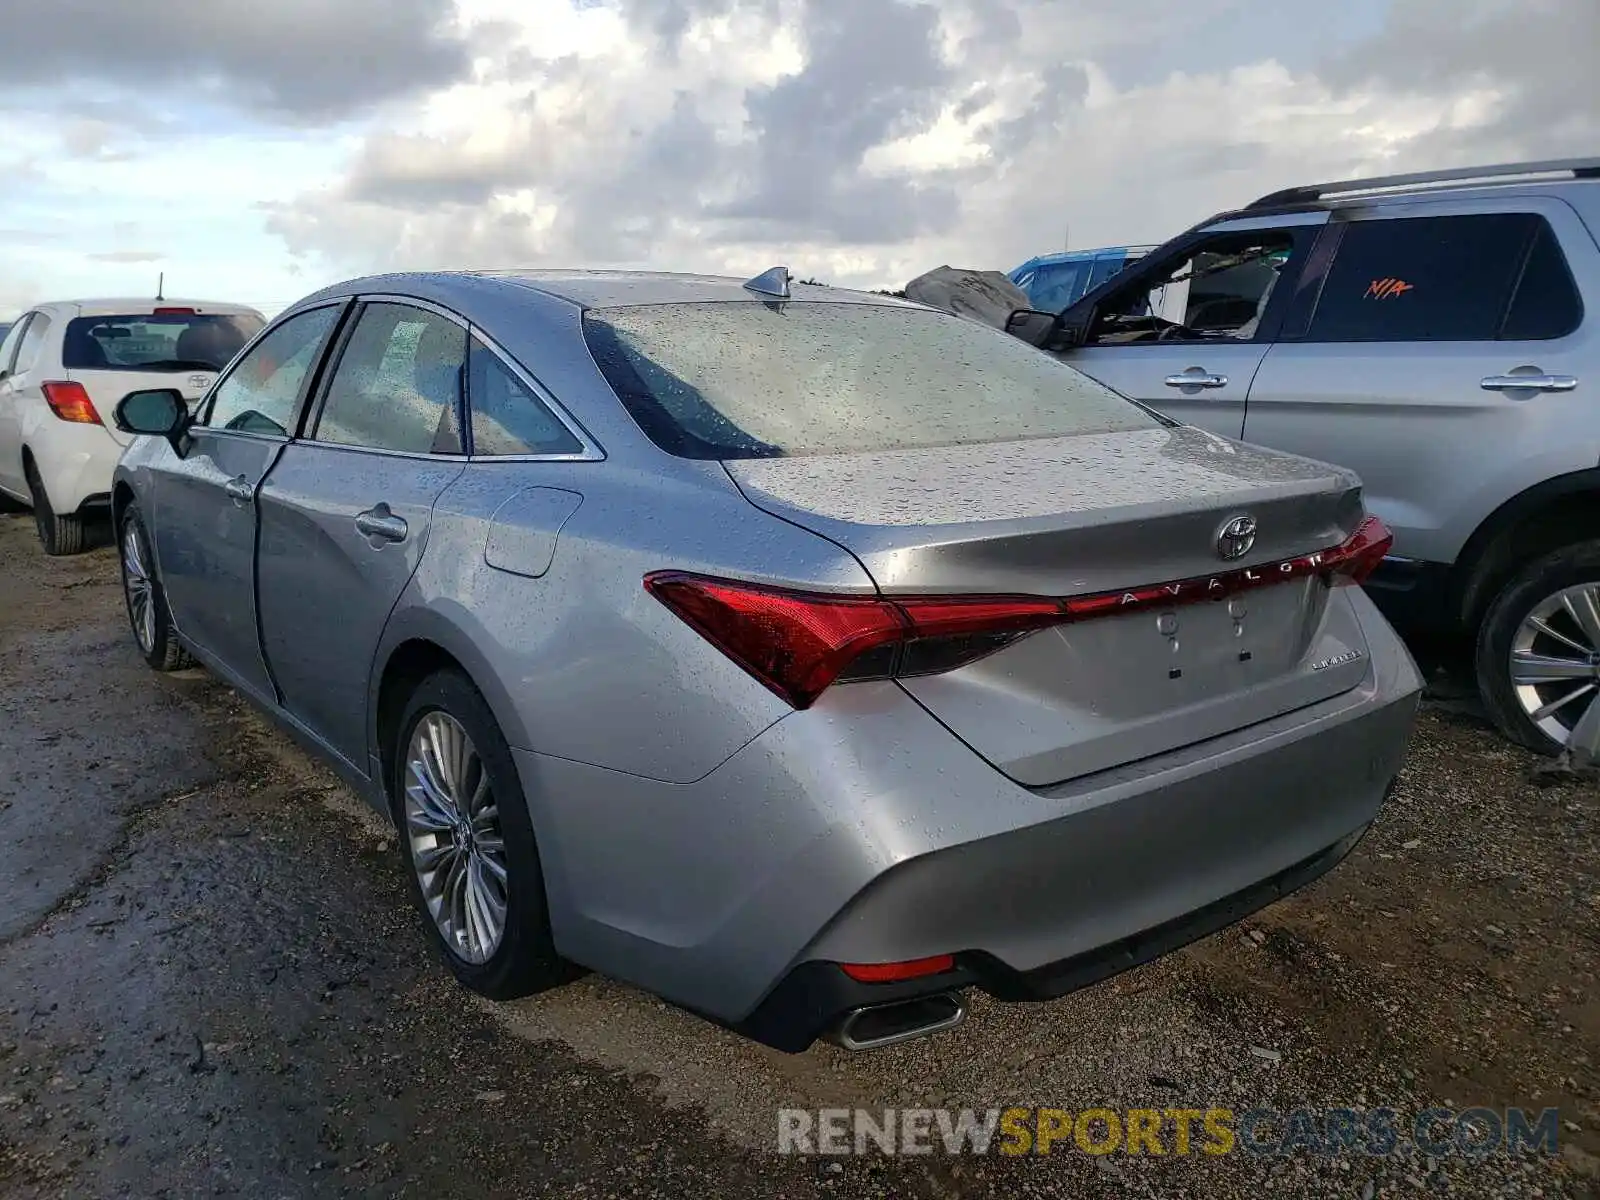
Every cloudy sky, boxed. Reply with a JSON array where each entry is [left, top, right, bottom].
[[1, 0, 1595, 319]]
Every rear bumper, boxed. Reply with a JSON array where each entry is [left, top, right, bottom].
[[513, 590, 1422, 1049], [733, 819, 1373, 1052]]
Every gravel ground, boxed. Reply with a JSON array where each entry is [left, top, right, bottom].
[[0, 511, 1595, 1199]]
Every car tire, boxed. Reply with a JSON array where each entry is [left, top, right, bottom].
[[118, 502, 193, 672], [1476, 540, 1600, 758], [25, 460, 86, 556], [392, 669, 572, 1000]]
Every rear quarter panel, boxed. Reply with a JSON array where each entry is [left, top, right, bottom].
[[374, 454, 875, 786]]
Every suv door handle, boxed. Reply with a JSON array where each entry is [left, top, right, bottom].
[[1481, 373, 1578, 393], [1165, 371, 1228, 389], [356, 505, 408, 544], [223, 476, 254, 504]]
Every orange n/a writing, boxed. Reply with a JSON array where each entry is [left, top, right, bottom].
[[1364, 278, 1415, 300]]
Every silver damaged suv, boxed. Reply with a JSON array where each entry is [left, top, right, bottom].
[[1040, 158, 1600, 759]]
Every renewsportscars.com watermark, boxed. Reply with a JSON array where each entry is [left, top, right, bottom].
[[777, 1106, 1562, 1159]]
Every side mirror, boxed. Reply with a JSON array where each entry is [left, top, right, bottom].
[[1045, 304, 1096, 353], [114, 388, 189, 442], [1003, 309, 1058, 347]]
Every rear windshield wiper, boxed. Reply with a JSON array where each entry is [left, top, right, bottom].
[[126, 358, 225, 372]]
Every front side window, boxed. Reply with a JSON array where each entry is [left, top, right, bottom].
[[584, 301, 1160, 460], [315, 303, 466, 454], [14, 313, 52, 373], [62, 312, 262, 372], [467, 338, 582, 456], [203, 306, 340, 437], [1302, 213, 1559, 343], [1090, 232, 1297, 345]]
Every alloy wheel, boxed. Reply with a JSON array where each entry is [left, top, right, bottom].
[[121, 521, 157, 654], [1509, 582, 1600, 757], [404, 711, 509, 964]]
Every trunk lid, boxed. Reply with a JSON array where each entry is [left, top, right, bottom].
[[67, 368, 219, 446], [725, 425, 1374, 787]]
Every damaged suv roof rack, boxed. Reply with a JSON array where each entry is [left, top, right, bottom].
[[1246, 157, 1600, 211]]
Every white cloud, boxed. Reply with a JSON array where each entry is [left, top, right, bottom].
[[1, 0, 1596, 317]]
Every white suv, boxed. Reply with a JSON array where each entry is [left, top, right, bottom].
[[0, 299, 265, 554]]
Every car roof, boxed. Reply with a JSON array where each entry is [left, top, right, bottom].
[[295, 270, 920, 312], [1011, 246, 1155, 273]]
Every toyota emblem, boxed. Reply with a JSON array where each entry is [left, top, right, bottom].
[[1216, 514, 1257, 561], [188, 373, 213, 390]]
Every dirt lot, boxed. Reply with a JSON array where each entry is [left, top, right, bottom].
[[0, 511, 1596, 1199]]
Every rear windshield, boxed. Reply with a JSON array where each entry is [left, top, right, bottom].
[[63, 312, 264, 372], [583, 301, 1159, 459]]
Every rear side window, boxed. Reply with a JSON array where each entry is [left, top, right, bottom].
[[62, 312, 262, 371], [1302, 214, 1579, 342], [315, 303, 466, 454], [1500, 222, 1584, 340], [584, 301, 1160, 460], [466, 338, 582, 456], [0, 317, 29, 375], [14, 313, 52, 373]]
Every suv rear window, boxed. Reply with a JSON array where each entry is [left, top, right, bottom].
[[584, 301, 1161, 460], [63, 312, 263, 372]]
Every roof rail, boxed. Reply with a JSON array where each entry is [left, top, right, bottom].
[[1246, 157, 1600, 210]]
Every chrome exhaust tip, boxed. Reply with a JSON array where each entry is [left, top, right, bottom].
[[829, 992, 966, 1052]]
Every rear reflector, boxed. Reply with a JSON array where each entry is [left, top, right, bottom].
[[840, 955, 956, 984], [645, 515, 1394, 709], [41, 381, 102, 425]]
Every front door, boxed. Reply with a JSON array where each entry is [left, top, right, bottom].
[[151, 304, 345, 703], [1056, 214, 1327, 439], [255, 300, 469, 771]]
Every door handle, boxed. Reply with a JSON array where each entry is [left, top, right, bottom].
[[1164, 372, 1229, 390], [223, 476, 253, 504], [1480, 373, 1577, 393], [356, 505, 408, 544]]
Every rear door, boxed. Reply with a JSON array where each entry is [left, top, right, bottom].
[[255, 299, 469, 773], [1055, 214, 1327, 438], [152, 304, 345, 704], [1242, 196, 1598, 566]]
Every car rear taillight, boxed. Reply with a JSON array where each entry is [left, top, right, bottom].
[[645, 515, 1396, 709], [152, 307, 197, 316], [1319, 515, 1393, 586], [41, 382, 102, 425], [644, 573, 1060, 708]]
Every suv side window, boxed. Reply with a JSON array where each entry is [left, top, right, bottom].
[[1298, 213, 1578, 342], [313, 303, 467, 455], [13, 313, 52, 374], [1500, 221, 1584, 340], [1088, 231, 1297, 345], [466, 337, 583, 456], [203, 306, 340, 436]]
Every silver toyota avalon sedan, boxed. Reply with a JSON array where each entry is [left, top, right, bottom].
[[109, 268, 1420, 1052]]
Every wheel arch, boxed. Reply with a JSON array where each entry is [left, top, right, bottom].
[[111, 479, 135, 529], [1450, 468, 1600, 632], [368, 606, 531, 818]]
